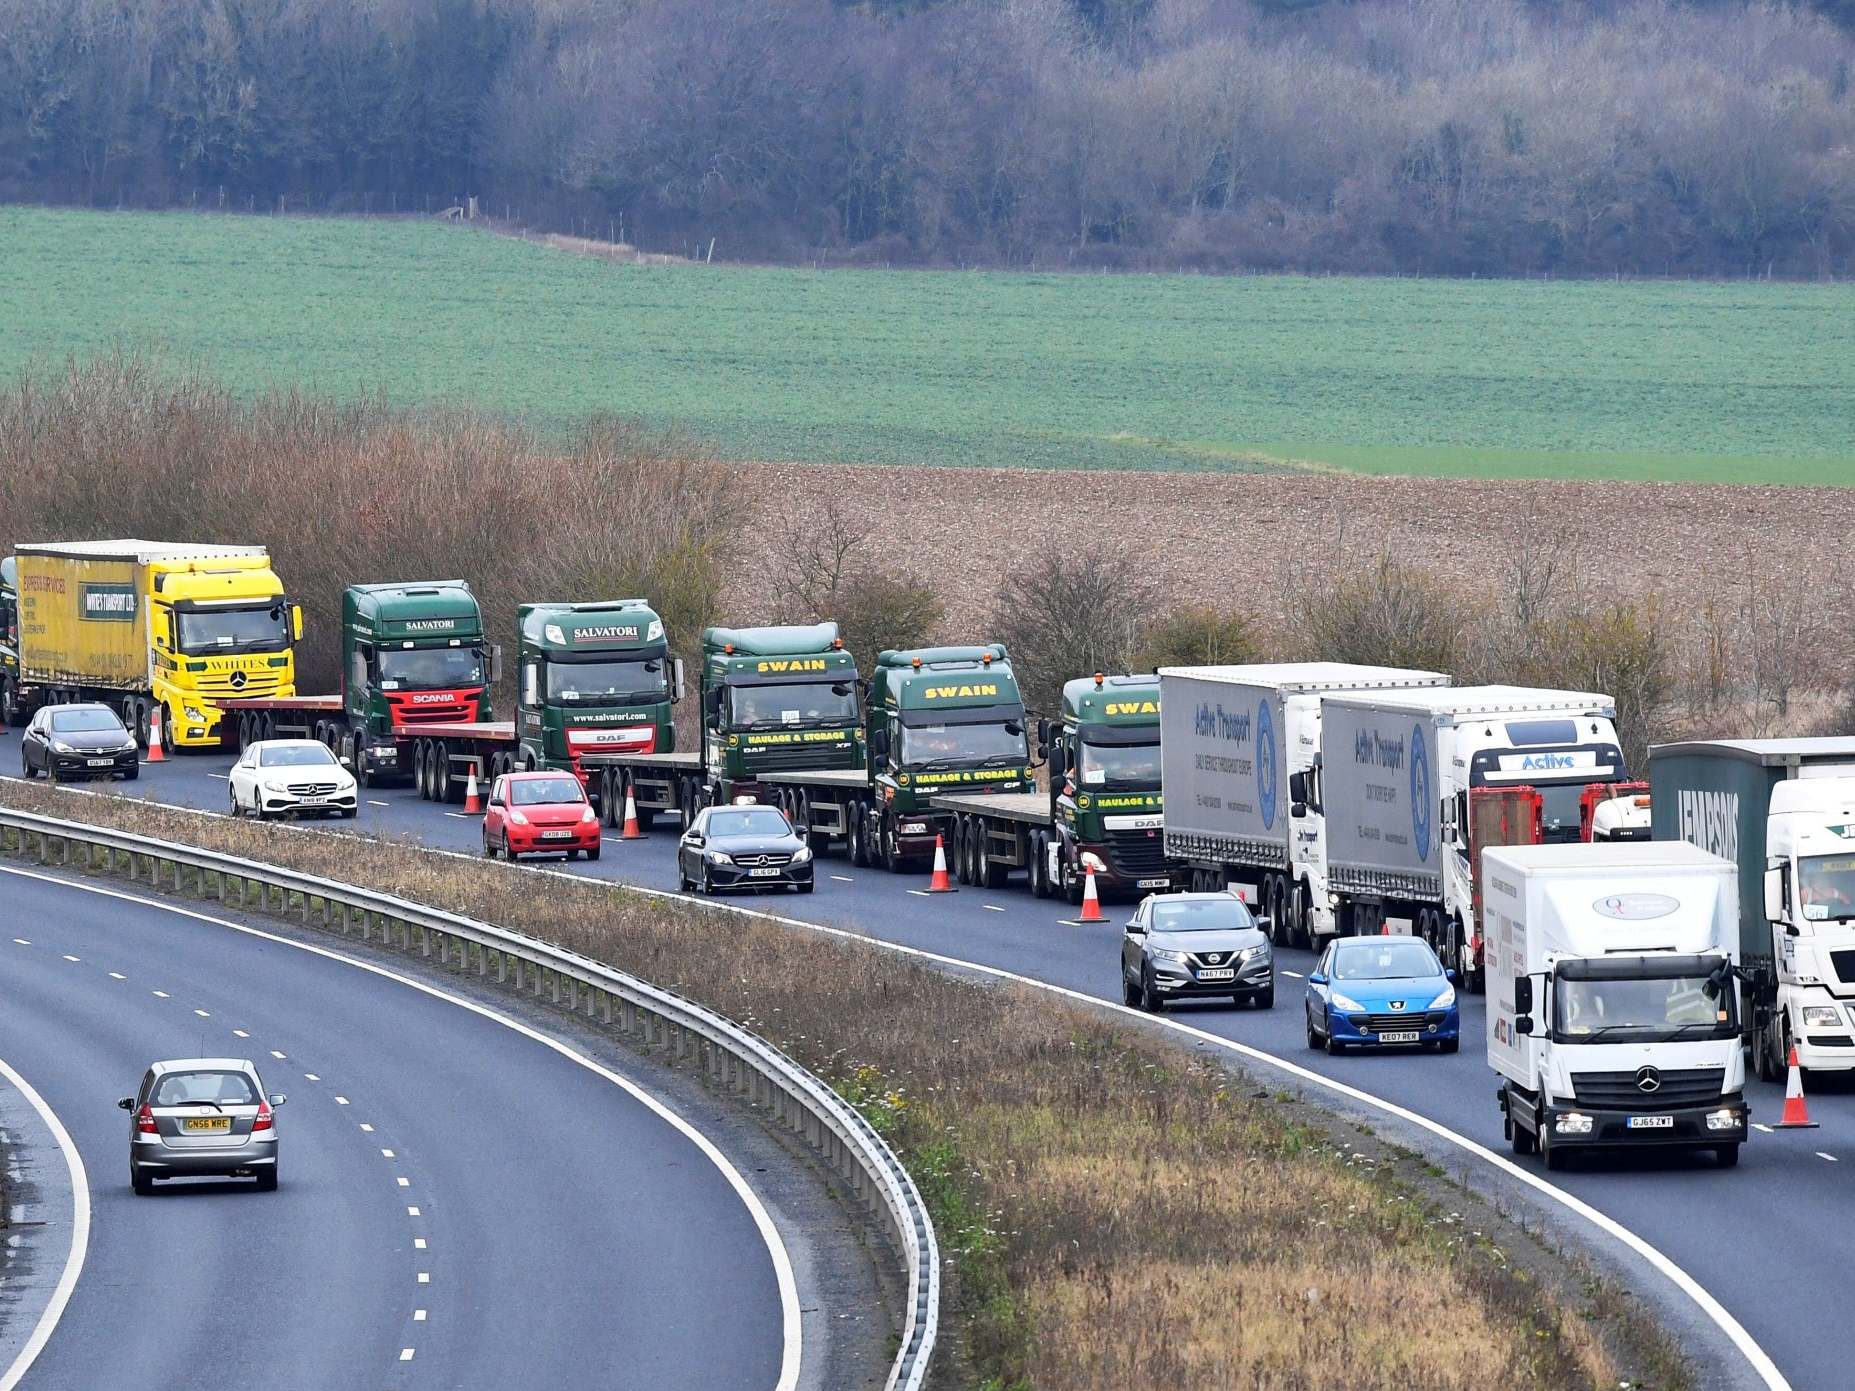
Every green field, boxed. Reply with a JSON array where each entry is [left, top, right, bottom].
[[2, 206, 1851, 483]]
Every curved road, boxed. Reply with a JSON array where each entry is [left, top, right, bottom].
[[6, 737, 1851, 1386], [0, 864, 787, 1391]]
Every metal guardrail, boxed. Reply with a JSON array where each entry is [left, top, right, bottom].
[[0, 807, 938, 1390]]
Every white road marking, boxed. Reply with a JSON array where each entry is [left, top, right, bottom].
[[60, 955, 79, 963], [396, 1176, 410, 1187], [367, 800, 390, 808], [270, 1050, 286, 1059], [0, 862, 807, 1391], [334, 1096, 349, 1105], [905, 889, 930, 898], [360, 1123, 374, 1133], [417, 1272, 430, 1284], [829, 875, 853, 883], [406, 1205, 420, 1216], [982, 905, 1005, 913], [442, 812, 470, 820], [1817, 1152, 1838, 1163], [206, 773, 227, 781], [232, 1029, 249, 1037], [304, 1073, 320, 1082], [1753, 1123, 1774, 1134], [108, 972, 125, 980], [0, 1055, 91, 1391], [12, 939, 29, 945], [382, 1148, 395, 1158], [193, 1009, 210, 1017], [151, 990, 168, 998], [1283, 970, 1304, 979], [413, 1237, 427, 1249], [399, 1348, 415, 1362], [413, 1310, 427, 1322]]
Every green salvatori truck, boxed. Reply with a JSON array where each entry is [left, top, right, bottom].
[[761, 644, 1031, 871], [581, 622, 859, 829], [929, 673, 1188, 899]]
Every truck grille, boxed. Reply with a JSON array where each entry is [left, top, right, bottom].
[[392, 703, 477, 725], [1349, 1011, 1447, 1033], [1571, 1068, 1724, 1110], [1106, 827, 1171, 875], [198, 674, 287, 699], [1830, 950, 1855, 985]]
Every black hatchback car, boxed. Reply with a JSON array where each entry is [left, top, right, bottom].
[[677, 805, 815, 895], [20, 703, 140, 782]]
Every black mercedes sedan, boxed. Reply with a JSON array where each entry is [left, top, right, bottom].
[[20, 703, 140, 782], [677, 805, 815, 895]]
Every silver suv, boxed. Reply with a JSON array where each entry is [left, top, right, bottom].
[[121, 1059, 286, 1194]]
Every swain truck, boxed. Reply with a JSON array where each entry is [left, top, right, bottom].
[[219, 581, 497, 787], [762, 644, 1031, 872], [1487, 841, 1747, 1170], [6, 540, 301, 748], [1158, 663, 1449, 949], [580, 622, 854, 829], [1320, 685, 1633, 989], [1650, 737, 1855, 1081], [925, 672, 1187, 900]]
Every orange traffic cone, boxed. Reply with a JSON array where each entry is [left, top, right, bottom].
[[1078, 863, 1106, 923], [145, 707, 166, 763], [620, 784, 644, 840], [1776, 1043, 1820, 1128], [926, 835, 956, 892], [462, 767, 483, 814]]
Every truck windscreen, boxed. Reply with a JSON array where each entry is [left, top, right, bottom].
[[378, 646, 484, 690], [547, 657, 667, 706], [728, 681, 857, 729], [900, 717, 1025, 769], [176, 605, 288, 654], [1554, 973, 1734, 1042], [1799, 854, 1855, 922], [1077, 739, 1159, 789]]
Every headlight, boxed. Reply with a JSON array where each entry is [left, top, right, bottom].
[[1149, 947, 1188, 966], [580, 806, 598, 823], [1555, 1112, 1594, 1136], [1433, 985, 1457, 1009], [1706, 1109, 1743, 1131], [1238, 944, 1270, 963], [706, 850, 734, 865], [50, 740, 75, 754], [1080, 851, 1107, 872], [183, 705, 205, 722], [791, 845, 812, 864], [1801, 1005, 1842, 1028], [507, 809, 529, 825], [1329, 991, 1364, 1012]]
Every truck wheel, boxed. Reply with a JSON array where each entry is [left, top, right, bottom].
[[848, 804, 870, 867], [1715, 1144, 1741, 1168], [1063, 854, 1084, 908], [1505, 1110, 1536, 1156], [0, 676, 15, 727], [1293, 883, 1313, 949], [981, 837, 1007, 890], [1270, 877, 1291, 947], [881, 819, 902, 874], [1542, 1130, 1568, 1171], [436, 755, 453, 804]]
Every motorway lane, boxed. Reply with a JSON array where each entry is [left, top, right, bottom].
[[10, 736, 1855, 1387], [0, 865, 786, 1391]]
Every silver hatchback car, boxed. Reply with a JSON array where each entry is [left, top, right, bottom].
[[120, 1058, 286, 1194]]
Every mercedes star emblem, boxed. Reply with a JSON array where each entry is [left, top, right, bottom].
[[1635, 1066, 1661, 1093]]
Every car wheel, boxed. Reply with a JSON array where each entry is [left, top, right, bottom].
[[1439, 1036, 1459, 1054], [229, 785, 242, 818], [256, 1164, 279, 1192], [503, 834, 517, 863], [1252, 985, 1275, 1010], [483, 835, 497, 858], [130, 1166, 154, 1196], [701, 868, 717, 895], [1140, 965, 1164, 1014], [797, 879, 814, 894], [1305, 1007, 1322, 1050], [1323, 1010, 1345, 1055], [1715, 1144, 1741, 1168], [20, 747, 33, 779], [1122, 969, 1141, 1008], [339, 806, 356, 819], [121, 763, 139, 781], [586, 844, 601, 862]]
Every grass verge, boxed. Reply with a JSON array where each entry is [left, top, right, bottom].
[[0, 779, 1689, 1389]]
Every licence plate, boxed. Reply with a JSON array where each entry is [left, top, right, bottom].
[[541, 829, 574, 841], [1627, 1114, 1674, 1130], [183, 1116, 232, 1133], [86, 758, 114, 767], [298, 796, 329, 805], [1376, 1031, 1422, 1044], [748, 867, 782, 878], [1196, 968, 1236, 981], [1136, 877, 1170, 889]]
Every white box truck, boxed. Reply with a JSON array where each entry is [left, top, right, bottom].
[[1320, 685, 1633, 989], [1485, 842, 1747, 1170], [1651, 738, 1855, 1081], [1158, 664, 1448, 948]]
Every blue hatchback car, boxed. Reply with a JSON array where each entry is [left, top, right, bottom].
[[1305, 936, 1460, 1055]]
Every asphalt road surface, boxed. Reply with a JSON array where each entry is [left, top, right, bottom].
[[0, 860, 788, 1391], [8, 735, 1852, 1388]]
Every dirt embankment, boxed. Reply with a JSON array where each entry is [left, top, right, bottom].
[[724, 461, 1854, 649]]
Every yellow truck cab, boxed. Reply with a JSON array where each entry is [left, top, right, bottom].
[[12, 540, 301, 749]]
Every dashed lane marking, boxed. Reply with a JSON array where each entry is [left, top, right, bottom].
[[61, 955, 79, 963], [1818, 1152, 1838, 1162], [413, 1310, 427, 1322], [232, 1029, 248, 1037], [368, 800, 390, 808], [194, 1009, 210, 1017], [1283, 970, 1304, 978], [151, 990, 168, 999], [829, 875, 853, 883], [982, 905, 1006, 913], [108, 972, 125, 980], [399, 1349, 415, 1362], [12, 939, 29, 945]]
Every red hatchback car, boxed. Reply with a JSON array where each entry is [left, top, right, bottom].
[[482, 772, 603, 862]]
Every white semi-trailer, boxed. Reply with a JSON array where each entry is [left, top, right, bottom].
[[1158, 663, 1447, 948], [1650, 738, 1855, 1081], [1486, 842, 1747, 1170], [1319, 686, 1630, 989]]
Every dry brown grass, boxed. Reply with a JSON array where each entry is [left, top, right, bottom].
[[0, 778, 1685, 1391]]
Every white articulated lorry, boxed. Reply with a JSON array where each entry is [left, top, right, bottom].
[[1486, 842, 1747, 1171], [1319, 686, 1632, 990], [1650, 738, 1855, 1082], [1158, 663, 1448, 949]]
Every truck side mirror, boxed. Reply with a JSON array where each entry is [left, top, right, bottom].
[[1514, 1016, 1534, 1036], [1035, 717, 1050, 751], [871, 725, 891, 759], [1288, 771, 1308, 803], [1048, 741, 1068, 779], [1514, 976, 1533, 1014], [703, 685, 721, 718], [1764, 866, 1784, 923], [487, 645, 503, 684], [1290, 802, 1307, 819], [291, 605, 304, 642], [671, 657, 686, 704]]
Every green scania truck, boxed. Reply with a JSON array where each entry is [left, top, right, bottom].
[[928, 672, 1186, 897], [761, 644, 1032, 871], [582, 622, 861, 828]]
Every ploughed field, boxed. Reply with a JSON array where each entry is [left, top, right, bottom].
[[2, 206, 1852, 484]]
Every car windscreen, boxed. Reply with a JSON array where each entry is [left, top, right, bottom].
[[1077, 739, 1159, 789], [49, 709, 124, 734], [1554, 973, 1734, 1041], [707, 809, 792, 838], [510, 777, 585, 805], [899, 717, 1026, 769], [176, 605, 289, 655], [547, 657, 667, 705], [1331, 940, 1441, 980], [377, 646, 484, 690], [1799, 854, 1855, 922], [258, 745, 337, 767], [1150, 899, 1255, 932], [727, 681, 857, 728], [152, 1070, 257, 1106]]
